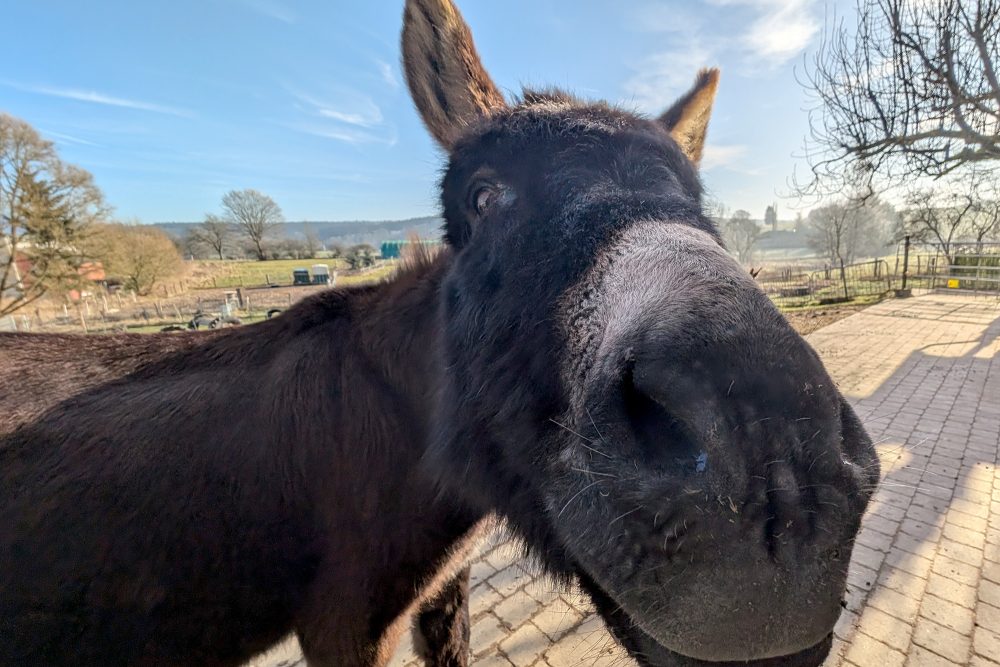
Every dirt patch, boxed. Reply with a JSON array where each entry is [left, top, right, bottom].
[[783, 304, 871, 336]]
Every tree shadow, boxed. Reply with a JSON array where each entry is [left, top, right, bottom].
[[831, 296, 1000, 660]]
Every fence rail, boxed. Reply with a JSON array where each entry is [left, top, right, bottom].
[[757, 240, 1000, 308], [901, 241, 1000, 294], [759, 259, 895, 309]]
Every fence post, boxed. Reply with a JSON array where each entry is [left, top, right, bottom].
[[840, 260, 849, 301], [902, 235, 910, 290]]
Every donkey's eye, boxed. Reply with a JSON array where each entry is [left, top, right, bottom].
[[472, 185, 498, 216]]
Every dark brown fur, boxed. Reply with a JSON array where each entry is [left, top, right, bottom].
[[0, 260, 481, 667]]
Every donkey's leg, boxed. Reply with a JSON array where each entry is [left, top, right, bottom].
[[412, 566, 471, 667], [295, 570, 402, 667]]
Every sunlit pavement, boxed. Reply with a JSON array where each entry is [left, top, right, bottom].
[[251, 293, 1000, 667]]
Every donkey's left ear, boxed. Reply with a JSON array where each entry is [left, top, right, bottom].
[[658, 68, 720, 167], [402, 0, 507, 149]]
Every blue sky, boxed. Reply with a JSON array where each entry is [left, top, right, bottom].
[[1, 0, 849, 223]]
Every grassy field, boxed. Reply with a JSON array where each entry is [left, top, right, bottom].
[[187, 258, 397, 289]]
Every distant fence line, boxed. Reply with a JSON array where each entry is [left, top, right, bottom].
[[758, 259, 894, 309], [10, 286, 313, 334], [756, 240, 1000, 308]]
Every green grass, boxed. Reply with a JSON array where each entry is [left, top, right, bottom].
[[334, 264, 397, 286], [774, 293, 884, 313], [188, 258, 385, 289]]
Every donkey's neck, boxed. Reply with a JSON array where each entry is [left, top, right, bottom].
[[348, 252, 452, 433]]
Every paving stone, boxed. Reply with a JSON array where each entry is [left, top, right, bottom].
[[919, 593, 975, 634], [978, 602, 1000, 634], [471, 584, 504, 618], [471, 615, 508, 657], [868, 587, 923, 624], [975, 627, 1000, 663], [925, 572, 978, 609], [907, 644, 961, 666], [982, 580, 1000, 608], [470, 560, 497, 588], [858, 606, 913, 651], [886, 549, 935, 579], [499, 622, 553, 666], [912, 617, 971, 664], [493, 593, 541, 629], [487, 565, 529, 598], [937, 538, 984, 568], [931, 554, 981, 587], [879, 566, 930, 600], [531, 599, 584, 641], [844, 632, 906, 667], [543, 615, 634, 667]]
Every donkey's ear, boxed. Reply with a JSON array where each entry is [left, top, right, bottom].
[[402, 0, 507, 149], [658, 68, 720, 167]]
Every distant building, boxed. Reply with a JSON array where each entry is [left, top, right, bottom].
[[1, 236, 105, 302]]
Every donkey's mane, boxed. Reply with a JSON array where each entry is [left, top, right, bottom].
[[454, 88, 645, 140]]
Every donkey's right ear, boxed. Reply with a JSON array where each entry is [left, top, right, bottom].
[[402, 0, 507, 149], [658, 68, 720, 167]]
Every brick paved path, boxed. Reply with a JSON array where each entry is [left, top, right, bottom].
[[252, 294, 1000, 667]]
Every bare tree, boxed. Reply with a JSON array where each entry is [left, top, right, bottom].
[[327, 243, 345, 260], [801, 0, 1000, 195], [969, 199, 1000, 250], [704, 196, 729, 227], [721, 210, 760, 265], [961, 171, 1000, 250], [900, 186, 978, 262], [807, 198, 895, 266], [808, 204, 852, 266], [221, 189, 283, 261], [1, 113, 107, 315], [187, 214, 233, 260], [92, 222, 184, 296], [303, 224, 321, 259]]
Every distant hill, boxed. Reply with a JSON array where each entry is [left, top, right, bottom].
[[155, 216, 443, 248]]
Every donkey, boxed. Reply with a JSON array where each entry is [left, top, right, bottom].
[[0, 1, 879, 665]]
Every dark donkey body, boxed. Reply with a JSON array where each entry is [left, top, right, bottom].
[[0, 277, 478, 666], [0, 1, 880, 666]]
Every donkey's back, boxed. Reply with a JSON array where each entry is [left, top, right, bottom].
[[0, 326, 338, 665], [0, 331, 216, 435]]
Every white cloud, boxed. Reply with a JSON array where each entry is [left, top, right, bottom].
[[710, 0, 819, 65], [621, 44, 714, 113], [289, 89, 384, 127], [701, 144, 749, 171], [243, 0, 295, 24], [289, 123, 397, 147], [2, 81, 193, 117], [40, 129, 102, 147], [376, 59, 399, 90]]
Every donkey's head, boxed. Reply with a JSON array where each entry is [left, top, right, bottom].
[[403, 2, 879, 664]]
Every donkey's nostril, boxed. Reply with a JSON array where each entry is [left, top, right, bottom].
[[621, 367, 701, 470]]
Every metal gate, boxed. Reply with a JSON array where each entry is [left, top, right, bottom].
[[899, 240, 1000, 297]]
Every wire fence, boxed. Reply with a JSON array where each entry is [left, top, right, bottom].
[[756, 241, 1000, 309], [757, 259, 895, 309]]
